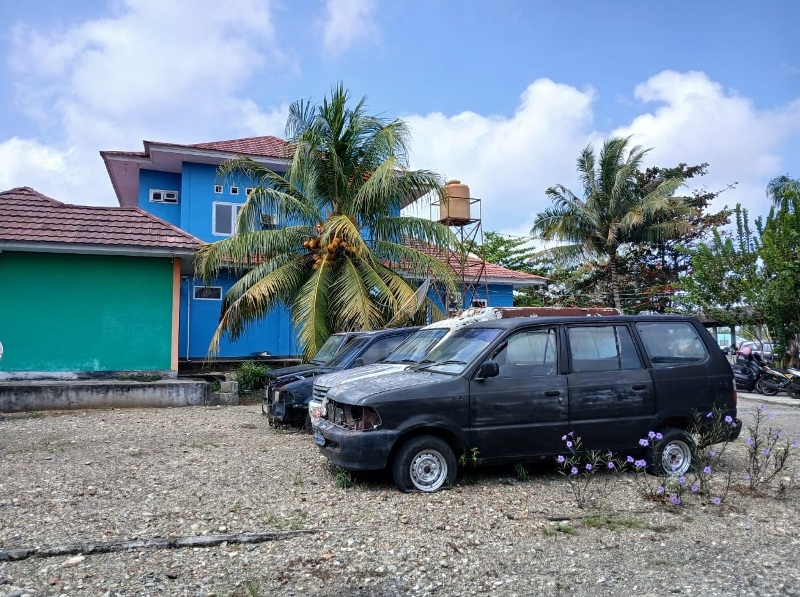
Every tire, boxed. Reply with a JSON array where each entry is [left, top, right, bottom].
[[756, 377, 779, 396], [392, 435, 457, 493], [648, 428, 695, 476], [789, 386, 800, 400]]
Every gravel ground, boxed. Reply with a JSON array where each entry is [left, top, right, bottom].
[[1, 394, 799, 597]]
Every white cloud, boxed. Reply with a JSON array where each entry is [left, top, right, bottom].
[[614, 70, 800, 217], [320, 0, 380, 56], [404, 71, 800, 237], [2, 0, 288, 206]]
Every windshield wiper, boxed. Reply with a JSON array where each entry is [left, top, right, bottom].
[[414, 359, 467, 372]]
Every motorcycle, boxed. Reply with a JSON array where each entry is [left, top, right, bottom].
[[758, 365, 800, 399], [731, 350, 770, 393]]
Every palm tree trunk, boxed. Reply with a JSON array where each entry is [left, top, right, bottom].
[[609, 252, 622, 312]]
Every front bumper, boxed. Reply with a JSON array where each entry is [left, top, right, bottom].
[[315, 419, 400, 471]]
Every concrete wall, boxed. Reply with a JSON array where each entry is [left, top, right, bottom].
[[0, 380, 211, 412]]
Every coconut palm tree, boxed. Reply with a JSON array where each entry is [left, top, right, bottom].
[[531, 136, 688, 311], [197, 83, 458, 357]]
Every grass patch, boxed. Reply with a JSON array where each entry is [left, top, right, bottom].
[[333, 466, 354, 489], [542, 522, 577, 537], [582, 514, 648, 531]]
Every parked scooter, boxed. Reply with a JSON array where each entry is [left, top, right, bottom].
[[759, 364, 800, 399], [731, 346, 770, 393]]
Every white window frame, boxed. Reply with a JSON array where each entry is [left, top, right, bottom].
[[193, 286, 222, 300], [213, 184, 223, 194], [212, 202, 243, 236], [230, 186, 239, 195], [245, 187, 255, 196], [149, 189, 179, 204]]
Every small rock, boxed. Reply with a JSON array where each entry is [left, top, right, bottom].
[[62, 555, 85, 568]]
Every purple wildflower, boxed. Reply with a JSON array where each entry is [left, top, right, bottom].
[[724, 415, 733, 424], [792, 440, 799, 449], [670, 495, 681, 506], [711, 496, 722, 505], [607, 461, 615, 470], [744, 437, 755, 446], [570, 466, 579, 475], [706, 411, 713, 418], [657, 485, 665, 494], [743, 474, 751, 481], [691, 483, 699, 493], [556, 455, 565, 463], [655, 432, 663, 440], [763, 448, 770, 456], [678, 476, 687, 485], [561, 434, 567, 441], [639, 438, 650, 447], [566, 441, 573, 448], [626, 455, 635, 463], [634, 459, 647, 469], [648, 431, 656, 439], [703, 466, 712, 475], [709, 449, 716, 457], [585, 463, 593, 471], [759, 404, 767, 411]]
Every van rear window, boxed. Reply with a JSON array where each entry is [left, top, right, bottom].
[[635, 322, 708, 366]]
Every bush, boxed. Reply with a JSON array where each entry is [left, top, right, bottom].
[[236, 362, 269, 395]]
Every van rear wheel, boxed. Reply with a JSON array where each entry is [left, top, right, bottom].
[[649, 428, 695, 476], [392, 435, 457, 493]]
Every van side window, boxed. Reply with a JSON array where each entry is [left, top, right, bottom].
[[567, 325, 642, 372], [494, 329, 557, 377], [635, 322, 708, 366], [359, 336, 406, 365]]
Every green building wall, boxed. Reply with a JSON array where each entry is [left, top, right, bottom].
[[0, 252, 175, 372]]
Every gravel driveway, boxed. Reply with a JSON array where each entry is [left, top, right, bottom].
[[1, 394, 799, 597]]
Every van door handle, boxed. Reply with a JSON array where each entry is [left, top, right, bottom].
[[544, 390, 561, 397], [632, 384, 647, 391]]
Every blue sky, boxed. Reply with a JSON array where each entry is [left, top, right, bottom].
[[1, 0, 798, 237]]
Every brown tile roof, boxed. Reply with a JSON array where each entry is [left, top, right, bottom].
[[0, 187, 202, 253], [190, 136, 290, 158]]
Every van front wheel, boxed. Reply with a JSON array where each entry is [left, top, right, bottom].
[[392, 436, 457, 493], [649, 428, 695, 476]]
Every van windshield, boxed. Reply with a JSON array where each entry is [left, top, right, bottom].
[[413, 327, 503, 374], [313, 334, 357, 365], [383, 328, 450, 364]]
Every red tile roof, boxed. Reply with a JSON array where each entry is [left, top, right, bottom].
[[0, 187, 201, 253], [399, 240, 548, 287]]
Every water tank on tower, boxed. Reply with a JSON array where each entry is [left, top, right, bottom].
[[439, 180, 471, 222]]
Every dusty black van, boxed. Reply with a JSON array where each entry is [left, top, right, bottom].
[[315, 315, 740, 492]]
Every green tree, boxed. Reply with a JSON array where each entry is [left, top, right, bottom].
[[758, 176, 800, 366], [197, 83, 458, 357], [679, 204, 761, 327], [531, 136, 687, 310], [472, 232, 536, 272]]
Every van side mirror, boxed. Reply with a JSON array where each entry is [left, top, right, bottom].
[[475, 361, 499, 381]]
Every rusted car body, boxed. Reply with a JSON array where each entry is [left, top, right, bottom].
[[315, 315, 740, 492]]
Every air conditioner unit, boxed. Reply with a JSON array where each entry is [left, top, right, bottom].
[[448, 292, 462, 306], [149, 189, 179, 204]]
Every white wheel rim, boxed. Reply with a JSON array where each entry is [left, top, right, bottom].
[[661, 440, 691, 475], [409, 449, 448, 492]]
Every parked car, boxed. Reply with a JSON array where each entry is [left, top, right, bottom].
[[268, 326, 420, 427], [314, 315, 740, 492], [308, 306, 626, 427], [261, 331, 365, 416], [738, 340, 774, 362]]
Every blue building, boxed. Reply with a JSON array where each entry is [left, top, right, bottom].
[[102, 136, 547, 361]]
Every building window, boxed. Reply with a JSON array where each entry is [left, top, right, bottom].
[[230, 186, 239, 195], [245, 187, 255, 196], [470, 298, 487, 308], [213, 202, 243, 236], [213, 184, 223, 194], [194, 286, 222, 300], [149, 189, 179, 203]]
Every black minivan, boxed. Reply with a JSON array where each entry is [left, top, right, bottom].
[[315, 316, 740, 492]]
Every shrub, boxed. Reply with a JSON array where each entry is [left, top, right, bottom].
[[742, 404, 798, 491], [236, 362, 269, 395]]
